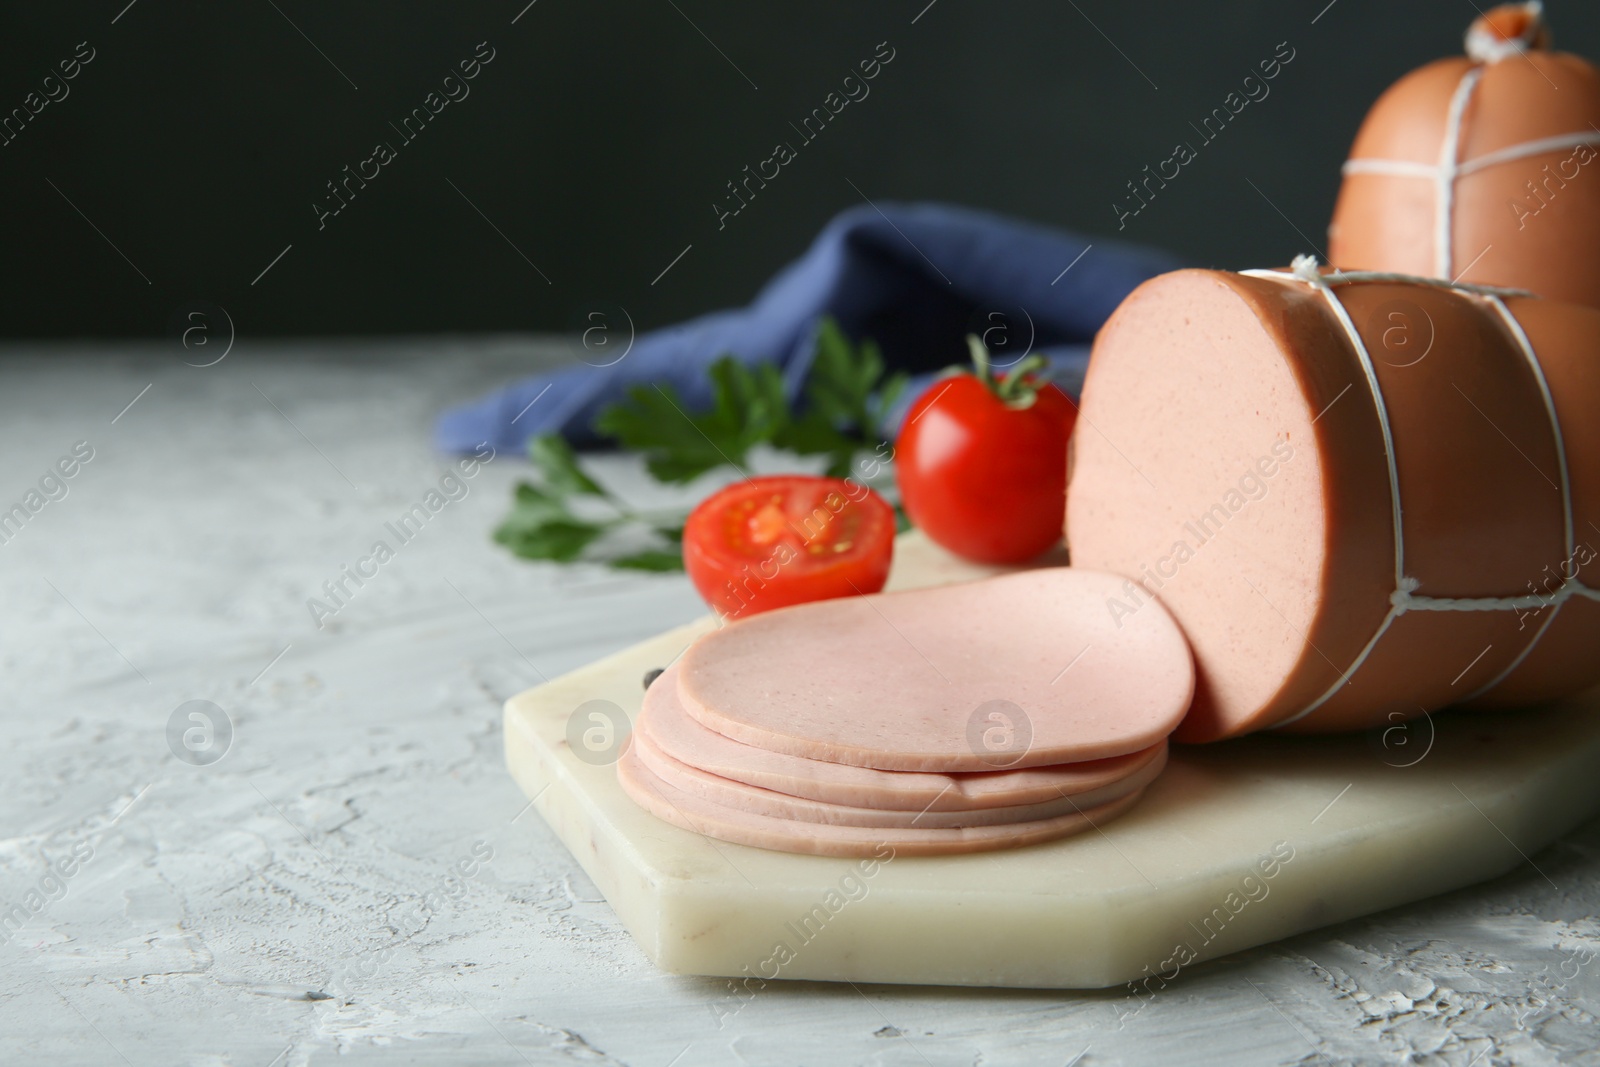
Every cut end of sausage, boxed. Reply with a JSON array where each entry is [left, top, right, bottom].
[[1066, 270, 1334, 741]]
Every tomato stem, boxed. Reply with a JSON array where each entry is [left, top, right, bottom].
[[966, 334, 1047, 409]]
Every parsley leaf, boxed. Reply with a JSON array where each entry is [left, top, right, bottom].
[[595, 358, 789, 484], [492, 434, 683, 570], [776, 318, 907, 477], [494, 512, 607, 562], [610, 548, 687, 572], [597, 317, 901, 482], [495, 317, 906, 572], [529, 434, 608, 497]]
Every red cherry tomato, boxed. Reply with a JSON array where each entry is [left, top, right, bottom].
[[683, 475, 896, 621], [896, 339, 1078, 563]]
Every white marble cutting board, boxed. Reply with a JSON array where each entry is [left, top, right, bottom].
[[503, 533, 1600, 990]]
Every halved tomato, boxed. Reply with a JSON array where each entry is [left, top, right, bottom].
[[683, 475, 896, 621]]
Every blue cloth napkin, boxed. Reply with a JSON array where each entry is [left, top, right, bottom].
[[435, 202, 1184, 454]]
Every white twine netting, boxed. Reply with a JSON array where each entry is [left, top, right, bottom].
[[1237, 255, 1596, 725]]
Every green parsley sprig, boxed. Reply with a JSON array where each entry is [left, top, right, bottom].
[[493, 317, 906, 571], [491, 435, 685, 571]]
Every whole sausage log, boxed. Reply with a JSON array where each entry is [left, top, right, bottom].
[[1066, 258, 1600, 741], [1328, 3, 1600, 307]]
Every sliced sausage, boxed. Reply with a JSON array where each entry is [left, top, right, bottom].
[[637, 662, 1168, 811], [617, 741, 1147, 857], [676, 569, 1194, 771], [631, 724, 1167, 828]]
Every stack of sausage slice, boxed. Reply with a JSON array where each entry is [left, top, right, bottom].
[[618, 570, 1194, 856]]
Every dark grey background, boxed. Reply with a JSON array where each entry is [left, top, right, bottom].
[[2, 0, 1595, 339]]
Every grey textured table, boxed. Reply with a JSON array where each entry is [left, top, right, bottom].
[[2, 342, 1597, 1066]]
